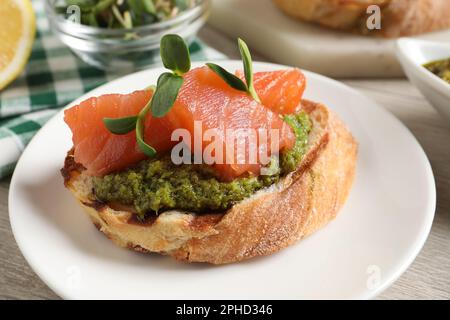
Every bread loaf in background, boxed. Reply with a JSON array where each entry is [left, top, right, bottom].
[[273, 0, 450, 37]]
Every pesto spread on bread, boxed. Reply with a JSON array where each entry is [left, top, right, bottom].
[[93, 112, 312, 216]]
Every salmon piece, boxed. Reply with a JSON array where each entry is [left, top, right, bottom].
[[64, 90, 174, 176], [65, 67, 296, 180], [236, 69, 306, 114], [167, 66, 295, 180]]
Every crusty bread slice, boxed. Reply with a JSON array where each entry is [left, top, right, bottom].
[[273, 0, 450, 37], [61, 100, 357, 264]]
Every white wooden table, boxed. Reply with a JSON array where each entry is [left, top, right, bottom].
[[0, 26, 449, 300]]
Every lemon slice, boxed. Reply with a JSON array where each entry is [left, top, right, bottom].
[[0, 0, 36, 90]]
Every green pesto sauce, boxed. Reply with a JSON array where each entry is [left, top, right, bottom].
[[281, 112, 312, 174], [423, 58, 450, 84], [93, 112, 312, 216]]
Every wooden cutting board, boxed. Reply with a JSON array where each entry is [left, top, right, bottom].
[[208, 0, 450, 78]]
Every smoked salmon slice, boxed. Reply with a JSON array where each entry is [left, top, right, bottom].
[[64, 90, 174, 176], [167, 66, 295, 180], [236, 69, 306, 114], [65, 67, 303, 179]]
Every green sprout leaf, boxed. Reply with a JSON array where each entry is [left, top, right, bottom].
[[103, 116, 138, 135], [135, 96, 157, 157], [127, 0, 143, 15], [206, 39, 261, 103], [238, 38, 261, 103], [206, 63, 248, 92], [173, 0, 189, 11], [136, 116, 157, 157], [86, 12, 99, 26], [142, 0, 156, 15], [160, 34, 191, 76], [64, 0, 191, 29], [111, 5, 127, 28], [151, 72, 184, 118], [101, 33, 191, 158], [123, 11, 133, 29], [66, 0, 95, 8], [93, 0, 115, 14]]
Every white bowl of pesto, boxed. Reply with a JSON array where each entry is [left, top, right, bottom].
[[9, 61, 435, 299], [396, 38, 450, 123]]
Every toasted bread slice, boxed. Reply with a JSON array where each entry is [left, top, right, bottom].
[[273, 0, 450, 37], [61, 100, 357, 264]]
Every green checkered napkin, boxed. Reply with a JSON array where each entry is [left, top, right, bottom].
[[0, 0, 226, 180]]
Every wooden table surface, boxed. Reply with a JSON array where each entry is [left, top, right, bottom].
[[1, 26, 449, 300]]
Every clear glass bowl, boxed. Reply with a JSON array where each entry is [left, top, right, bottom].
[[45, 0, 210, 72]]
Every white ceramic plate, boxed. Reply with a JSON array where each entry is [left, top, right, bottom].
[[9, 61, 436, 300]]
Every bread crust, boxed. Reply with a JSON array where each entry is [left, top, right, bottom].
[[273, 0, 450, 37], [62, 100, 357, 264]]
